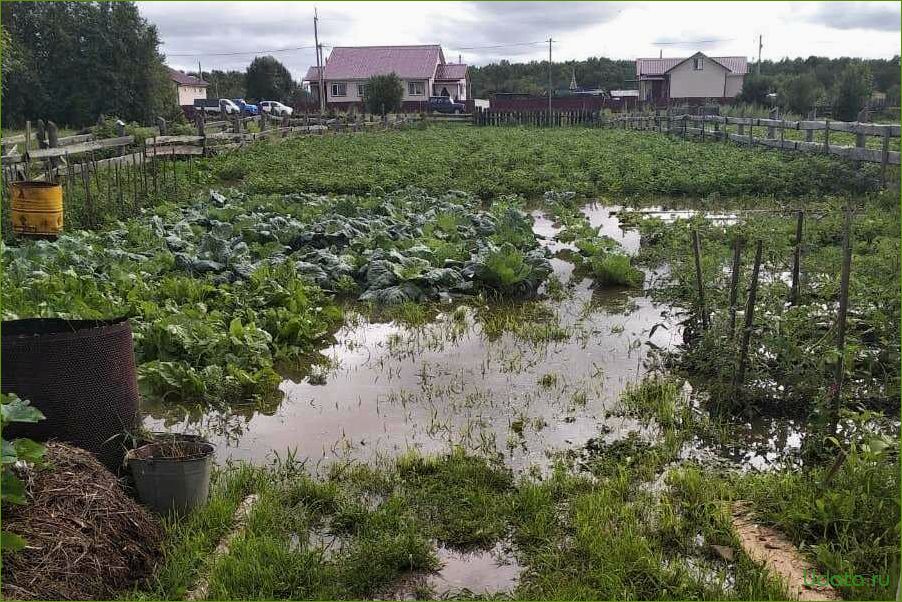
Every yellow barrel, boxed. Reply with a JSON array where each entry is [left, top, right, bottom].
[[10, 181, 63, 237]]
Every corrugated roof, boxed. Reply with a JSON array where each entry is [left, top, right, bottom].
[[322, 45, 443, 80], [636, 54, 748, 76], [304, 66, 322, 82], [167, 67, 208, 87], [435, 63, 467, 80]]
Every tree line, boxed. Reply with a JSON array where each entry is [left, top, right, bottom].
[[738, 57, 900, 120], [2, 1, 175, 128], [1, 1, 308, 129], [469, 57, 635, 97], [469, 54, 900, 121], [191, 56, 309, 106]]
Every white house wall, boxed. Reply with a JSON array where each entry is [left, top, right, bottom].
[[668, 56, 728, 99], [724, 74, 744, 98], [324, 78, 433, 103], [177, 85, 207, 106]]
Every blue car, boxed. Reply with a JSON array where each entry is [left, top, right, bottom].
[[232, 99, 260, 116]]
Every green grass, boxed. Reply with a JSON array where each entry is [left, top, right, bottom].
[[133, 377, 897, 601]]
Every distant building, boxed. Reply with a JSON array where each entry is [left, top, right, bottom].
[[635, 52, 747, 104], [167, 67, 208, 107], [304, 45, 468, 111]]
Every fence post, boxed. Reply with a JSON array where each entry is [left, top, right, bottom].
[[732, 239, 764, 401], [790, 210, 804, 305], [831, 207, 853, 433], [728, 238, 743, 335], [823, 119, 830, 154], [691, 229, 708, 330], [881, 128, 890, 188]]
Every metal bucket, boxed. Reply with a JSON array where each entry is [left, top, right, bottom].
[[10, 181, 63, 237], [126, 439, 215, 516], [1, 318, 140, 472]]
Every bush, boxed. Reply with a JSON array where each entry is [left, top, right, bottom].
[[363, 73, 404, 115]]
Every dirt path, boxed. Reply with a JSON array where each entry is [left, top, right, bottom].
[[731, 503, 841, 601]]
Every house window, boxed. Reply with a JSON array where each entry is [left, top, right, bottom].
[[331, 82, 347, 97], [693, 58, 704, 71], [357, 84, 367, 97], [408, 81, 425, 96]]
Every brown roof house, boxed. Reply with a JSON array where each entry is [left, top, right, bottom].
[[636, 52, 747, 105], [167, 67, 209, 107], [304, 45, 468, 110]]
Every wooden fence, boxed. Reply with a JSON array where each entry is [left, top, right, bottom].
[[611, 114, 901, 167], [472, 108, 900, 183], [0, 112, 415, 229], [473, 108, 603, 127], [1, 112, 413, 182]]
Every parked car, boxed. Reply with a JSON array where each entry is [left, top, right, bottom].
[[232, 99, 260, 116], [429, 96, 466, 114], [260, 101, 293, 116], [193, 98, 241, 116]]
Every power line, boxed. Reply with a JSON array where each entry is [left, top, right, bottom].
[[449, 41, 548, 51], [652, 38, 735, 46], [167, 44, 317, 57]]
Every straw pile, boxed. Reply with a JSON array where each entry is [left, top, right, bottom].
[[1, 442, 163, 600]]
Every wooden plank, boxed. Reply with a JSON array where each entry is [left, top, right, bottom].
[[56, 150, 144, 175], [2, 132, 31, 144], [146, 135, 204, 145], [27, 135, 133, 158], [798, 120, 827, 131], [1, 153, 24, 165], [147, 144, 204, 157], [849, 122, 901, 137], [725, 116, 753, 126], [57, 133, 95, 147]]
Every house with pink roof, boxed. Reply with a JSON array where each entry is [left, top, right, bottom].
[[304, 45, 468, 111], [636, 51, 748, 105]]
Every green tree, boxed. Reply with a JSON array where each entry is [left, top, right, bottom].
[[833, 62, 873, 121], [196, 69, 246, 100], [737, 74, 773, 105], [363, 73, 404, 114], [1, 1, 169, 127], [781, 73, 823, 115], [245, 56, 295, 102]]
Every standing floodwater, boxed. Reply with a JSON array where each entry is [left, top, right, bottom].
[[143, 205, 680, 469]]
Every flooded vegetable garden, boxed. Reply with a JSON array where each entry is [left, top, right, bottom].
[[2, 125, 898, 601]]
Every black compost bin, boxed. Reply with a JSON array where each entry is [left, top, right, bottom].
[[1, 318, 140, 471]]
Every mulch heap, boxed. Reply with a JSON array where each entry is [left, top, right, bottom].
[[1, 442, 163, 600]]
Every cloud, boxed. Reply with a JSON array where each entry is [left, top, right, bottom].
[[804, 1, 900, 32]]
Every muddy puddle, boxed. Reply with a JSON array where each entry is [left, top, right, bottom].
[[142, 204, 801, 472], [379, 541, 521, 599]]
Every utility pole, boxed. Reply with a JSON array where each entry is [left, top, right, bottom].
[[197, 61, 202, 81], [314, 7, 325, 114], [547, 37, 553, 118], [757, 34, 763, 75]]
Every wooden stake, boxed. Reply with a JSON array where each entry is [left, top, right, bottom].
[[831, 207, 853, 433], [790, 210, 804, 305], [691, 229, 708, 330], [733, 239, 764, 401], [728, 238, 743, 335]]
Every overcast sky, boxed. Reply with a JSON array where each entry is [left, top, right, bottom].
[[140, 1, 901, 79]]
